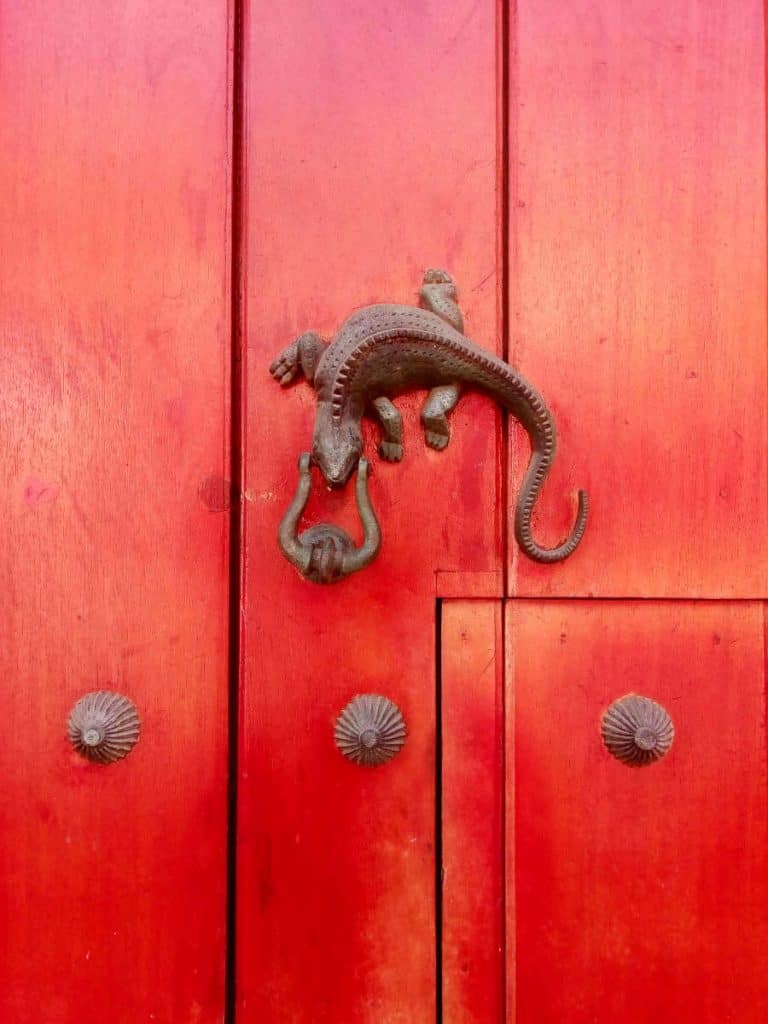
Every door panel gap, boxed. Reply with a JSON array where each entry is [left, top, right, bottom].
[[225, 0, 246, 1020], [435, 599, 444, 1023]]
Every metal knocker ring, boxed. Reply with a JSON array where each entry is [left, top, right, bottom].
[[278, 453, 381, 583]]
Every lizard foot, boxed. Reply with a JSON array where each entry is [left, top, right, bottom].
[[269, 343, 300, 386], [423, 268, 454, 287], [425, 430, 450, 452], [420, 271, 462, 330], [422, 385, 459, 450], [379, 441, 404, 462]]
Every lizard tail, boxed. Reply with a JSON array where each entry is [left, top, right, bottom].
[[441, 335, 588, 562], [479, 356, 588, 563], [514, 441, 589, 563]]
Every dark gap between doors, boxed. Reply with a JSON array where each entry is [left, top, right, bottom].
[[225, 0, 246, 1019], [435, 598, 444, 1023]]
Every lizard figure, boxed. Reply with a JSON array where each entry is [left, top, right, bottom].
[[270, 269, 588, 563]]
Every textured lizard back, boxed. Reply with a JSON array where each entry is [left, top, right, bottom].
[[316, 303, 551, 440], [311, 299, 588, 563], [316, 305, 460, 391]]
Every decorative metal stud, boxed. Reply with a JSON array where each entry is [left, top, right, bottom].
[[334, 694, 406, 767], [68, 691, 141, 764], [601, 694, 674, 767]]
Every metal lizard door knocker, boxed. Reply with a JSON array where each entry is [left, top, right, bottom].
[[272, 269, 588, 583]]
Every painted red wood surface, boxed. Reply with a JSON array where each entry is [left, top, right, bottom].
[[441, 600, 504, 1023], [507, 0, 768, 597], [0, 3, 232, 1020], [3, 3, 767, 1022], [237, 1, 503, 1019], [507, 601, 768, 1022]]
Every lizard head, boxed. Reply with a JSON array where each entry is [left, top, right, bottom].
[[311, 408, 363, 487]]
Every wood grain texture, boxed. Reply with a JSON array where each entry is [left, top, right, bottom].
[[237, 1, 502, 1019], [0, 3, 232, 1020], [507, 601, 768, 1022], [441, 600, 504, 1023], [507, 0, 768, 596]]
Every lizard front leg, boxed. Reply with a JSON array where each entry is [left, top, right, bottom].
[[420, 269, 464, 333], [270, 331, 327, 387], [422, 384, 460, 451], [372, 397, 404, 462]]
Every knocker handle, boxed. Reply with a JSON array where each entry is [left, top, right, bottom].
[[278, 454, 381, 584]]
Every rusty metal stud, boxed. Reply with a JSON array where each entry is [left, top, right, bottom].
[[334, 694, 406, 767], [601, 694, 674, 767], [68, 691, 141, 764]]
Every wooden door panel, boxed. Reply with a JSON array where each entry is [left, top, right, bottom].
[[507, 0, 768, 597], [238, 2, 502, 1019], [0, 3, 232, 1020], [507, 600, 768, 1022], [441, 600, 504, 1023]]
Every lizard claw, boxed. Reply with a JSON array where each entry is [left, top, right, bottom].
[[425, 430, 450, 451], [423, 268, 454, 286], [269, 346, 300, 386], [379, 441, 404, 462]]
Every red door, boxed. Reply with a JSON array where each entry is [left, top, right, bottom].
[[237, 0, 768, 1020], [0, 3, 232, 1020], [237, 1, 503, 1019], [507, 600, 768, 1021], [3, 1, 767, 1022], [501, 3, 768, 1018]]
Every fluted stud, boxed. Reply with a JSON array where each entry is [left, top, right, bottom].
[[334, 694, 406, 767], [601, 694, 674, 767], [68, 691, 141, 764]]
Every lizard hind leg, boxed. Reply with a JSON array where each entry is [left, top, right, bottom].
[[420, 268, 464, 333], [269, 331, 327, 387], [372, 396, 404, 462], [421, 384, 460, 451]]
